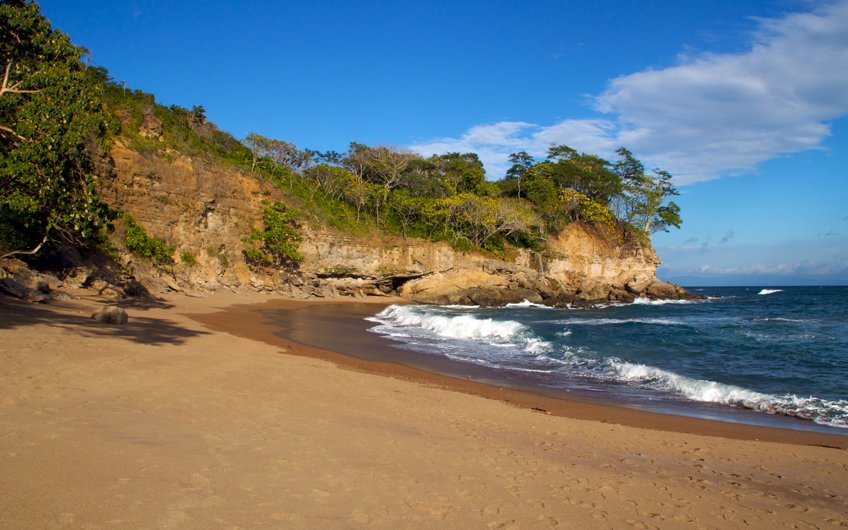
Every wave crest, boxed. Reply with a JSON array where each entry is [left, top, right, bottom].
[[505, 300, 550, 308], [372, 305, 525, 340], [609, 360, 847, 428], [632, 297, 697, 305]]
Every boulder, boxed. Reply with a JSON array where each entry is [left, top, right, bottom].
[[50, 291, 78, 302], [63, 267, 96, 289], [644, 280, 679, 299], [0, 278, 48, 303], [91, 306, 129, 324]]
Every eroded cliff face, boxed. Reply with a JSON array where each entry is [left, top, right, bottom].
[[100, 142, 686, 304], [101, 141, 282, 293]]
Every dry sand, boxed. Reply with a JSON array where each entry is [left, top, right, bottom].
[[1, 291, 846, 529]]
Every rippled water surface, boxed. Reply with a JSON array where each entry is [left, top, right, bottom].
[[367, 287, 848, 430]]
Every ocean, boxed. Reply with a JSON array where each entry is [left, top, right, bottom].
[[366, 286, 848, 433]]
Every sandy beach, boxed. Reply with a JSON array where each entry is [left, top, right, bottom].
[[1, 291, 846, 528]]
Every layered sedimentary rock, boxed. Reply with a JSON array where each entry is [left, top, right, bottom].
[[99, 142, 689, 305]]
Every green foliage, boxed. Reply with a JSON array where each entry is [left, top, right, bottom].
[[522, 163, 563, 231], [0, 2, 681, 268], [180, 251, 196, 267], [611, 148, 682, 236], [505, 150, 534, 199], [0, 1, 115, 254], [101, 83, 253, 171], [123, 215, 174, 265], [205, 246, 229, 267], [431, 152, 487, 195], [441, 193, 541, 248], [560, 189, 617, 232], [242, 200, 303, 268]]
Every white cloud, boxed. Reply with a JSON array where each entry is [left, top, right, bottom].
[[656, 235, 848, 282], [409, 1, 848, 184]]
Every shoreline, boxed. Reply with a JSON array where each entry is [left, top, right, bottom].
[[189, 296, 848, 449], [3, 290, 847, 527]]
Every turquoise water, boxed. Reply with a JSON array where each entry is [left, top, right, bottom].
[[367, 286, 848, 430]]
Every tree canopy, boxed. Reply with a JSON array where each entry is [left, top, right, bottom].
[[0, 0, 682, 264], [243, 133, 681, 253], [0, 0, 114, 256]]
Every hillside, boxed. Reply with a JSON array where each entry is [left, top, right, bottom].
[[0, 3, 690, 305], [89, 90, 688, 305]]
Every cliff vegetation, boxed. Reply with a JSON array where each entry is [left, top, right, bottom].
[[1, 1, 689, 305]]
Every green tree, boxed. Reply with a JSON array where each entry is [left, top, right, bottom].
[[521, 163, 561, 231], [242, 200, 303, 268], [505, 150, 534, 198], [400, 158, 446, 198], [189, 104, 206, 127], [431, 152, 487, 195], [0, 0, 114, 256], [441, 193, 539, 249], [244, 132, 310, 187], [387, 188, 423, 238], [637, 169, 681, 233], [612, 148, 681, 235], [546, 145, 621, 204], [344, 174, 379, 222], [343, 143, 416, 221], [559, 189, 617, 231]]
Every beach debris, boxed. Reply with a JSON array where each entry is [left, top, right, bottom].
[[91, 306, 129, 325], [531, 407, 553, 415]]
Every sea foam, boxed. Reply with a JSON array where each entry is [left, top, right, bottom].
[[608, 360, 848, 428], [504, 300, 550, 308], [632, 297, 696, 305], [758, 289, 784, 296], [372, 305, 525, 340]]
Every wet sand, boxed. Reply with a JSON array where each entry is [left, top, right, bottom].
[[1, 291, 847, 528], [193, 297, 848, 447]]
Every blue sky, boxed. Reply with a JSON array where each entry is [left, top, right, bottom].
[[39, 0, 848, 285]]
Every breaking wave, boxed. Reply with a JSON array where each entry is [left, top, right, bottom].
[[366, 288, 848, 432], [632, 297, 697, 305], [505, 300, 550, 308], [370, 305, 524, 340], [608, 360, 848, 428], [758, 289, 784, 296]]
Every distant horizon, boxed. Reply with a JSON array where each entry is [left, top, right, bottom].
[[38, 0, 848, 285], [671, 281, 848, 288]]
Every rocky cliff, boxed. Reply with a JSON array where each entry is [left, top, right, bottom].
[[96, 139, 688, 305]]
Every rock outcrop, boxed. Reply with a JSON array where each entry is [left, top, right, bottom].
[[95, 139, 693, 305]]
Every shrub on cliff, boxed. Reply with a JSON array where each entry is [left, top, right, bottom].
[[123, 215, 174, 266], [242, 200, 303, 268]]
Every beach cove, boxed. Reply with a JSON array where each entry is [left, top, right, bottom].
[[1, 291, 847, 528]]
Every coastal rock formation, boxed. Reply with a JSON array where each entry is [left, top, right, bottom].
[[98, 142, 692, 305]]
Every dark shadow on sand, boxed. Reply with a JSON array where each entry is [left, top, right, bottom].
[[0, 295, 208, 346]]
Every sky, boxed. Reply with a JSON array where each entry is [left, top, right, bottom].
[[38, 0, 848, 286]]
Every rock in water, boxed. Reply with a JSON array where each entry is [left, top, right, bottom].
[[91, 306, 129, 324]]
